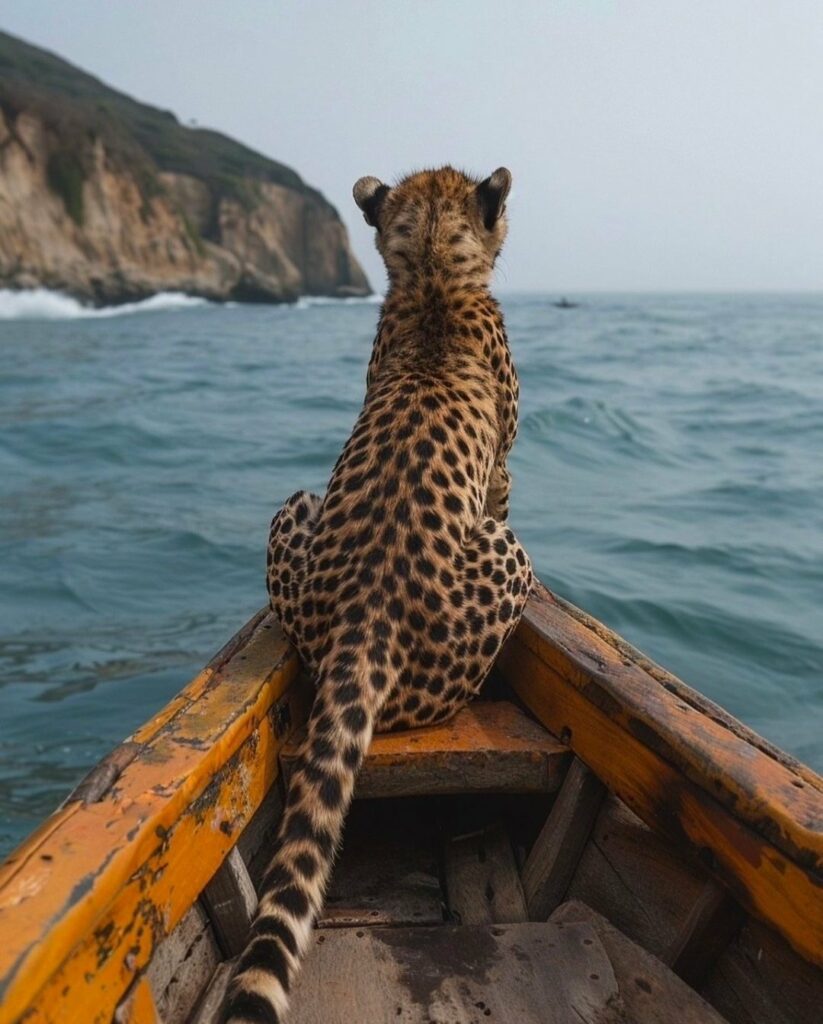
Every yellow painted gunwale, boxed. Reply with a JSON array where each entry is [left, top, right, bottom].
[[497, 581, 823, 966], [0, 609, 299, 1024], [1, 578, 822, 1023]]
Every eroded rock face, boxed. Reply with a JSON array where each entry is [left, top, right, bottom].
[[0, 106, 370, 305]]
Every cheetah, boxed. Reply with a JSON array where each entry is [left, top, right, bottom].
[[223, 166, 533, 1023]]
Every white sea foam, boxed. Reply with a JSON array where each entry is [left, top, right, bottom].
[[0, 289, 210, 321], [295, 294, 383, 310], [0, 289, 381, 320]]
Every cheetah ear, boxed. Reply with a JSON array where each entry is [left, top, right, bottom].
[[476, 167, 512, 230], [353, 176, 391, 229]]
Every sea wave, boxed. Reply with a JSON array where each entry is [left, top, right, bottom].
[[295, 293, 383, 309], [2, 291, 822, 859], [0, 289, 210, 321]]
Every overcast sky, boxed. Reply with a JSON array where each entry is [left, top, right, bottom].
[[3, 1, 822, 292]]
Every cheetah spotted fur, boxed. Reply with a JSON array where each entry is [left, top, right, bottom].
[[224, 166, 533, 1023]]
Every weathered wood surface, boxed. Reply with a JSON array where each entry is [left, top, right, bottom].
[[113, 976, 161, 1024], [0, 610, 302, 1024], [701, 918, 823, 1024], [497, 580, 823, 966], [288, 921, 623, 1023], [176, 901, 741, 1024], [521, 756, 606, 919], [201, 847, 258, 957], [187, 961, 234, 1024], [550, 900, 730, 1024], [146, 904, 219, 1024], [235, 786, 284, 889], [551, 592, 822, 791], [508, 582, 823, 859], [3, 575, 822, 1024], [565, 795, 708, 958], [444, 823, 528, 925], [280, 700, 569, 798], [320, 803, 443, 928], [667, 878, 744, 987]]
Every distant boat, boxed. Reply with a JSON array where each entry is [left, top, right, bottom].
[[553, 297, 579, 309]]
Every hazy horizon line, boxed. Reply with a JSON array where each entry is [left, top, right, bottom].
[[496, 287, 823, 295]]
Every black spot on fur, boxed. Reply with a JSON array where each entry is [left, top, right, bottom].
[[343, 742, 363, 769], [482, 634, 499, 658], [224, 988, 281, 1024], [430, 621, 449, 643], [342, 705, 368, 733], [237, 937, 291, 991], [318, 773, 342, 809], [261, 862, 295, 892], [252, 915, 298, 956], [275, 885, 310, 918], [285, 810, 334, 857], [333, 682, 361, 705], [294, 851, 319, 878]]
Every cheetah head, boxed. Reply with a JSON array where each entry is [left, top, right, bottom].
[[353, 166, 512, 282]]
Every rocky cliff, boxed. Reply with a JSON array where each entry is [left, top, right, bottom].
[[0, 31, 370, 305]]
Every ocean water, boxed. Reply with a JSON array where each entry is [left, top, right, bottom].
[[1, 290, 821, 857]]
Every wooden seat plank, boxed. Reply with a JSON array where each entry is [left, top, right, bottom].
[[280, 700, 570, 798], [191, 912, 732, 1024]]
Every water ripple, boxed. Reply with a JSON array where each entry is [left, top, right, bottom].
[[1, 291, 822, 856]]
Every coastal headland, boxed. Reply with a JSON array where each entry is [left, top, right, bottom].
[[0, 31, 370, 306]]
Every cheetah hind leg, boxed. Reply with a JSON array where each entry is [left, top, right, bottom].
[[485, 461, 512, 522], [376, 517, 533, 732], [267, 490, 323, 668]]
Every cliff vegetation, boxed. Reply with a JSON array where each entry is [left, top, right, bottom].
[[0, 31, 370, 304]]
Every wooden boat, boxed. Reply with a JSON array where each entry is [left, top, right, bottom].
[[0, 580, 820, 1023]]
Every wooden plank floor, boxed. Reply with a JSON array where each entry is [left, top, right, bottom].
[[185, 704, 735, 1024], [186, 786, 732, 1024], [190, 911, 730, 1024], [550, 901, 728, 1024], [288, 911, 729, 1023], [288, 920, 621, 1024]]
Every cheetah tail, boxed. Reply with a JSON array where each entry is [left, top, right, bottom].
[[222, 660, 380, 1023]]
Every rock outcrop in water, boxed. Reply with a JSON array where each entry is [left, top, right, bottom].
[[0, 31, 370, 305]]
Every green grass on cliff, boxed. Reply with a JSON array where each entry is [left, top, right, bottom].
[[0, 30, 325, 213], [45, 151, 84, 225]]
